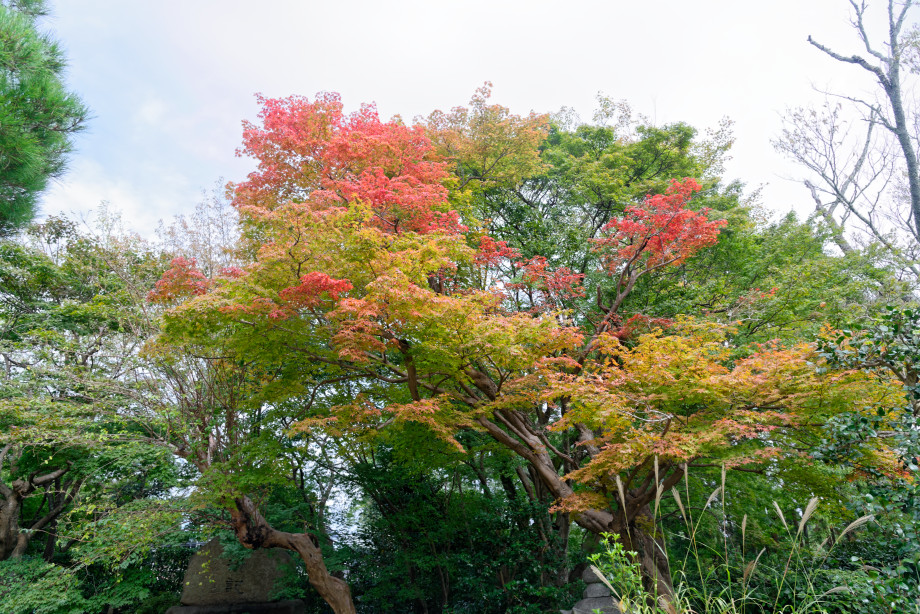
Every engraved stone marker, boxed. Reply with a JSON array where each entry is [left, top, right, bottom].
[[165, 539, 306, 614]]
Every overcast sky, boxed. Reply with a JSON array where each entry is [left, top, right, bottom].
[[37, 0, 907, 236]]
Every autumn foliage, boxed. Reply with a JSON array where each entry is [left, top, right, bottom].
[[593, 178, 727, 273], [147, 257, 209, 303], [233, 92, 462, 235], [158, 90, 891, 514], [149, 90, 904, 610]]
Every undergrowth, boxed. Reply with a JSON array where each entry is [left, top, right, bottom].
[[587, 466, 917, 614]]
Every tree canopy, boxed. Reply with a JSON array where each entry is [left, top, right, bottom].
[[4, 5, 920, 609], [136, 88, 913, 613]]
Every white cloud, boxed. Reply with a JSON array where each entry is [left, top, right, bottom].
[[135, 98, 168, 125], [42, 0, 916, 233], [40, 159, 203, 236]]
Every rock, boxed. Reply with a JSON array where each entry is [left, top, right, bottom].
[[178, 539, 297, 607], [582, 565, 605, 584], [567, 565, 620, 613], [571, 596, 621, 614], [165, 601, 306, 614], [584, 581, 612, 598]]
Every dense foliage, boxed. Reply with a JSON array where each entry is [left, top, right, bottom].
[[4, 3, 920, 612]]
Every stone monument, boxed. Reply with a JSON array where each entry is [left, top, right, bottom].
[[560, 566, 621, 614], [165, 539, 306, 614]]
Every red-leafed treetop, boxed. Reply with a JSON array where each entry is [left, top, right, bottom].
[[147, 257, 210, 304], [593, 178, 726, 274], [232, 93, 462, 235]]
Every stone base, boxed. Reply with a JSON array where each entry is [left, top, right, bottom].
[[560, 565, 621, 614], [572, 597, 620, 613], [561, 597, 621, 613], [165, 600, 306, 614], [560, 599, 620, 614]]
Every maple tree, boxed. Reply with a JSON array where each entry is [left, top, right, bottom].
[[146, 91, 911, 613]]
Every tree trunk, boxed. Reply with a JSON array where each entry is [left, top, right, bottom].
[[1, 471, 81, 561], [553, 511, 572, 587], [612, 505, 676, 612], [43, 518, 57, 562], [229, 495, 356, 614], [475, 414, 679, 608], [0, 490, 23, 560]]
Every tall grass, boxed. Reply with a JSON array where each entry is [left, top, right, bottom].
[[587, 466, 900, 614]]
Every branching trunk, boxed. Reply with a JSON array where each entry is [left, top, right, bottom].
[[805, 180, 854, 254], [11, 477, 81, 559], [475, 413, 679, 604], [0, 455, 76, 561], [229, 495, 356, 614]]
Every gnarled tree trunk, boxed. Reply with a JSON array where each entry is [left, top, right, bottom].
[[0, 445, 77, 561], [230, 495, 356, 614], [474, 412, 681, 610], [0, 485, 25, 560]]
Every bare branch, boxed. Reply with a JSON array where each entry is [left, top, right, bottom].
[[808, 35, 890, 86], [850, 0, 888, 61]]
